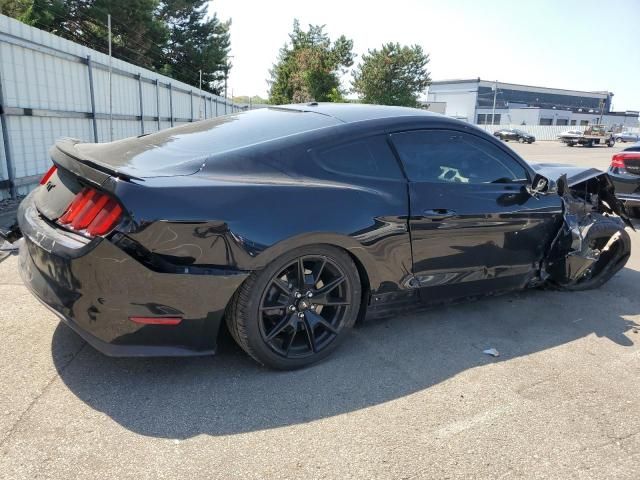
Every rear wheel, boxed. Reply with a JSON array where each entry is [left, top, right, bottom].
[[226, 245, 361, 370]]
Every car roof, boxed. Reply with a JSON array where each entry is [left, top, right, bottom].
[[624, 141, 640, 152], [276, 102, 441, 124]]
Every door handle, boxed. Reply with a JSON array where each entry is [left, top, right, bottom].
[[422, 209, 457, 220]]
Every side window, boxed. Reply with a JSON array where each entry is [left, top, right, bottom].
[[390, 130, 529, 184], [315, 136, 403, 180]]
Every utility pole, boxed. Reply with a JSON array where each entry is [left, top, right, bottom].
[[224, 64, 228, 99], [223, 56, 234, 100], [108, 14, 113, 141], [491, 79, 498, 126], [199, 69, 203, 120]]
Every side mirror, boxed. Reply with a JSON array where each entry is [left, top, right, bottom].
[[526, 174, 550, 198]]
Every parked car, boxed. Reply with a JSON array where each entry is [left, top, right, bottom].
[[493, 128, 535, 143], [6, 104, 634, 369], [609, 142, 640, 219], [613, 131, 640, 143]]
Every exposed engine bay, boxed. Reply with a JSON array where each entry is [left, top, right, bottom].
[[541, 171, 632, 289]]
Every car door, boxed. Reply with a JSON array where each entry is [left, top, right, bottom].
[[389, 129, 562, 302]]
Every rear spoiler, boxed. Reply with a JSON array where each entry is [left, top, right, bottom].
[[52, 139, 144, 185]]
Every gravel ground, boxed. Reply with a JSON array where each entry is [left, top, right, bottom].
[[0, 141, 639, 480]]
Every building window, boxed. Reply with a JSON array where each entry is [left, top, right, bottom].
[[570, 120, 577, 125], [556, 119, 568, 126], [540, 118, 553, 126], [580, 120, 589, 126], [477, 113, 500, 125]]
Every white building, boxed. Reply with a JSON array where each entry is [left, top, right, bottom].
[[425, 78, 639, 129]]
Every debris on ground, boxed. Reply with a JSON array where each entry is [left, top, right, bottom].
[[483, 348, 500, 357], [0, 195, 25, 213]]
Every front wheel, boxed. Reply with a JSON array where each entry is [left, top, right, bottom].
[[518, 137, 525, 143], [226, 245, 362, 370], [550, 218, 630, 291]]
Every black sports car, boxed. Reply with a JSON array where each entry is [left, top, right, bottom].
[[609, 142, 640, 219], [493, 128, 535, 144], [7, 104, 634, 369]]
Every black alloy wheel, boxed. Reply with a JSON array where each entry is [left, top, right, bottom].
[[227, 245, 361, 369]]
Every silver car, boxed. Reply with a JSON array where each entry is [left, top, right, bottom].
[[614, 131, 640, 143]]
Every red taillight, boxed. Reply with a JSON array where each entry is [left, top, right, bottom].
[[58, 189, 94, 224], [129, 316, 182, 326], [87, 199, 123, 236], [57, 187, 122, 237], [611, 152, 640, 169], [39, 165, 57, 185], [611, 153, 626, 169]]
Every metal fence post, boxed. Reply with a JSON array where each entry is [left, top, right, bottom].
[[204, 96, 207, 119], [168, 83, 174, 127], [137, 74, 144, 135], [155, 79, 160, 131], [214, 98, 218, 117], [0, 70, 15, 199], [86, 55, 98, 142], [190, 91, 194, 122]]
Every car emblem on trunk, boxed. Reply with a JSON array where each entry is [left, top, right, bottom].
[[45, 181, 56, 192]]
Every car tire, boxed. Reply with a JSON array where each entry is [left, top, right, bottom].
[[518, 137, 525, 143], [550, 218, 631, 292], [226, 245, 361, 370], [616, 137, 623, 143], [607, 138, 615, 147]]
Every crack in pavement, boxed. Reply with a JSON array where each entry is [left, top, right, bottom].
[[0, 342, 87, 451]]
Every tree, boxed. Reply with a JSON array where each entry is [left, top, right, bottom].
[[268, 20, 354, 104], [3, 0, 231, 94], [157, 0, 231, 95], [351, 43, 431, 107]]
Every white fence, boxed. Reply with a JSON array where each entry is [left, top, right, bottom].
[[0, 14, 243, 200], [478, 124, 640, 141]]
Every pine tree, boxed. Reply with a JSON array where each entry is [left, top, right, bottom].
[[268, 20, 354, 104]]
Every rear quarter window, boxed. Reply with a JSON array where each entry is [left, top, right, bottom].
[[314, 136, 404, 180]]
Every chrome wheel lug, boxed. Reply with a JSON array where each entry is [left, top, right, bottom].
[[295, 292, 302, 299], [288, 305, 296, 312], [306, 291, 313, 298], [297, 312, 305, 318], [310, 305, 316, 311]]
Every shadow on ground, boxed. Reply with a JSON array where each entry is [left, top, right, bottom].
[[51, 268, 640, 439]]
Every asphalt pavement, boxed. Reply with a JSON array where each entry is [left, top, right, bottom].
[[1, 141, 639, 479]]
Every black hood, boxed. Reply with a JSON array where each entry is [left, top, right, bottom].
[[530, 163, 605, 186]]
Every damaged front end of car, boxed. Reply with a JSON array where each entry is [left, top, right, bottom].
[[541, 171, 632, 290]]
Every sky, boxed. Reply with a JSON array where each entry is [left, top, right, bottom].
[[211, 0, 640, 111]]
